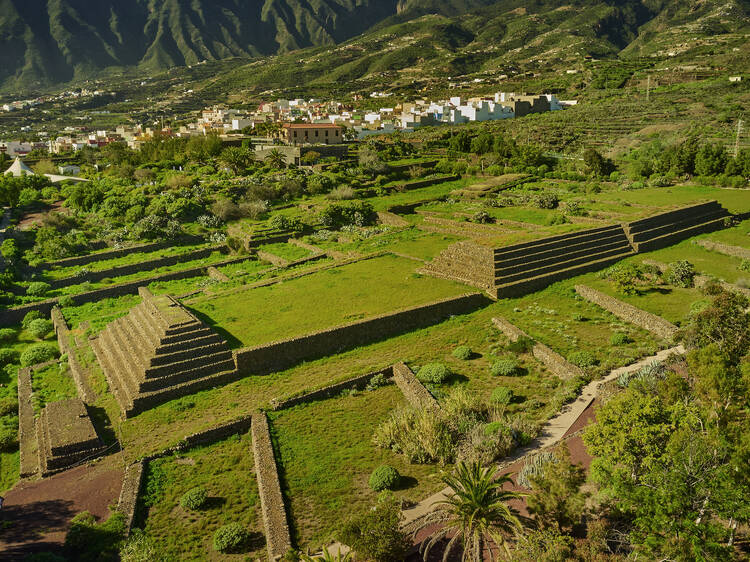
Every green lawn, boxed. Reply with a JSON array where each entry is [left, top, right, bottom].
[[31, 362, 78, 414], [138, 433, 264, 560], [187, 255, 471, 348], [258, 242, 313, 262]]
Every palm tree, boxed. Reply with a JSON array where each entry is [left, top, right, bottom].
[[409, 461, 526, 562], [264, 148, 287, 169]]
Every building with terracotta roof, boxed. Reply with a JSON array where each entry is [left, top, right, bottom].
[[279, 123, 343, 145]]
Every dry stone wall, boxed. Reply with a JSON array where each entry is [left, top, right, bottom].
[[17, 365, 38, 477], [271, 367, 393, 410], [118, 461, 145, 536], [235, 293, 488, 376], [257, 250, 290, 268], [392, 363, 439, 410], [575, 285, 678, 340], [42, 241, 172, 269], [51, 306, 94, 402], [47, 246, 224, 289], [696, 239, 750, 260], [642, 259, 750, 299], [251, 412, 292, 561], [491, 317, 582, 379]]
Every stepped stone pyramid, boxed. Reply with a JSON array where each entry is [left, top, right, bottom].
[[36, 398, 105, 476], [92, 287, 239, 418], [420, 201, 732, 299]]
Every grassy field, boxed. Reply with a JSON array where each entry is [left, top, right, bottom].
[[187, 254, 471, 348], [137, 433, 264, 560], [30, 362, 78, 414], [258, 242, 313, 262]]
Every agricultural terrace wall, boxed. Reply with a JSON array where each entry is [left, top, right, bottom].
[[0, 255, 259, 328], [376, 211, 410, 227], [118, 461, 144, 536], [206, 266, 230, 282], [387, 197, 446, 215], [395, 174, 460, 191], [491, 317, 582, 379], [256, 250, 290, 268], [392, 362, 439, 410], [251, 412, 292, 560], [17, 365, 38, 477], [234, 293, 489, 376], [50, 306, 94, 402], [387, 160, 438, 173], [271, 367, 394, 410], [47, 246, 225, 289], [696, 239, 750, 260], [642, 259, 750, 299], [574, 285, 678, 341], [42, 242, 171, 269]]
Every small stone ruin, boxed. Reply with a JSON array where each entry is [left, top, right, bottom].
[[36, 398, 105, 476]]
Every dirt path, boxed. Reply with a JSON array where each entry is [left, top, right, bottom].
[[0, 460, 124, 560]]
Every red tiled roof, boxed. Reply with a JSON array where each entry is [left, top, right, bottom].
[[282, 123, 342, 129]]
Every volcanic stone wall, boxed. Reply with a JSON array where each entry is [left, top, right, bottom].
[[696, 239, 750, 260], [118, 461, 145, 536], [235, 293, 488, 375], [251, 412, 292, 561], [50, 306, 94, 402], [492, 317, 582, 379], [42, 241, 172, 268], [574, 285, 678, 340], [417, 243, 496, 292], [17, 365, 39, 477], [392, 362, 439, 410]]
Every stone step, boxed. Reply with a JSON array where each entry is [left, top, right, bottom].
[[109, 320, 148, 370], [97, 330, 142, 402], [496, 242, 632, 284], [153, 332, 223, 356], [91, 338, 133, 414], [496, 235, 630, 276], [158, 325, 216, 347], [127, 368, 242, 418], [144, 348, 234, 379], [130, 304, 166, 344], [496, 230, 630, 270], [629, 209, 729, 243], [148, 341, 230, 368], [625, 201, 723, 233], [139, 356, 237, 392], [634, 216, 729, 253], [118, 315, 159, 362], [494, 225, 623, 260], [494, 250, 635, 298]]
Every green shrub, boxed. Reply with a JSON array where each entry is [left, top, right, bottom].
[[416, 363, 451, 384], [27, 318, 53, 340], [507, 336, 534, 353], [119, 529, 157, 562], [64, 511, 126, 561], [0, 328, 16, 344], [180, 486, 208, 510], [20, 343, 58, 366], [26, 282, 51, 297], [666, 260, 696, 288], [568, 351, 598, 368], [0, 348, 19, 367], [739, 259, 750, 272], [517, 451, 557, 488], [490, 386, 514, 405], [491, 358, 520, 377], [57, 295, 75, 308], [610, 332, 631, 346], [213, 523, 250, 553], [337, 494, 410, 562], [368, 465, 400, 491], [0, 423, 18, 451], [0, 396, 18, 416], [452, 345, 472, 360], [366, 373, 390, 391], [22, 310, 44, 330]]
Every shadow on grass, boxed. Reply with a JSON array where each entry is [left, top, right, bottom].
[[186, 308, 243, 349], [642, 287, 672, 295], [394, 475, 419, 491], [202, 496, 227, 510], [86, 404, 117, 446], [445, 373, 470, 386]]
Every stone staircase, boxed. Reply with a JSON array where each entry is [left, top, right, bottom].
[[36, 399, 105, 476], [624, 201, 730, 252], [493, 225, 635, 298], [91, 287, 239, 418]]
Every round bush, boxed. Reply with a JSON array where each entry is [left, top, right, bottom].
[[416, 363, 451, 384], [20, 343, 58, 367], [491, 359, 520, 377], [667, 260, 696, 288], [0, 396, 18, 416], [26, 282, 51, 297], [22, 310, 44, 331], [180, 487, 207, 510], [0, 328, 17, 344], [213, 523, 250, 553], [610, 332, 631, 346], [57, 295, 75, 308], [369, 465, 401, 491], [0, 348, 20, 367], [452, 346, 472, 360], [568, 351, 598, 368], [490, 386, 514, 405], [27, 318, 53, 340], [507, 336, 534, 354]]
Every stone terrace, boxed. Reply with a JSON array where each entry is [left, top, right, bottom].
[[36, 398, 105, 476], [91, 287, 239, 418]]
